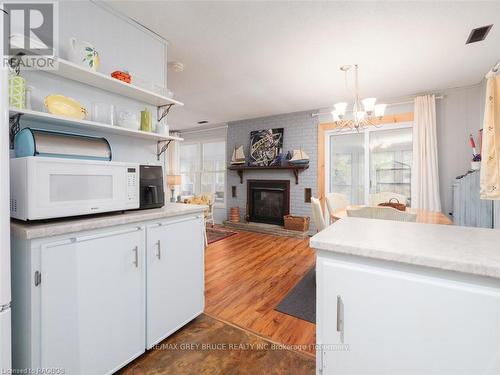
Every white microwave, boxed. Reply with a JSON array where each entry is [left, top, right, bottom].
[[10, 157, 140, 221]]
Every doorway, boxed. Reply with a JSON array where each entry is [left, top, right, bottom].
[[324, 123, 413, 207]]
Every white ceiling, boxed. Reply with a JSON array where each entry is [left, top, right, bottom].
[[110, 1, 500, 129]]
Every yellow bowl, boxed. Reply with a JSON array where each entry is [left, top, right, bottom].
[[44, 94, 88, 120]]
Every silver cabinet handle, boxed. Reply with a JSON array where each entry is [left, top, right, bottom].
[[156, 240, 161, 260], [132, 246, 139, 267], [337, 295, 344, 343]]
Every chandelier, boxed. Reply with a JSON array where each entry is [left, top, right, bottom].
[[331, 64, 387, 131]]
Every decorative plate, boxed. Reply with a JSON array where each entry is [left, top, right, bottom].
[[44, 95, 88, 120]]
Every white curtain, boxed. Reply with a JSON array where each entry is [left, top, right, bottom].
[[480, 74, 500, 199], [411, 94, 442, 211]]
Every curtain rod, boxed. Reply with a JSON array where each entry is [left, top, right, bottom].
[[312, 95, 444, 117], [492, 60, 500, 73]]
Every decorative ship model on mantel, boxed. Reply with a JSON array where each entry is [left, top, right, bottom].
[[230, 145, 246, 165], [287, 149, 310, 166]]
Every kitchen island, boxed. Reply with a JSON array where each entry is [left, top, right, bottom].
[[311, 217, 500, 375], [11, 203, 206, 375]]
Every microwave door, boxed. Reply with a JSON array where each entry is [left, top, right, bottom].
[[27, 158, 139, 220]]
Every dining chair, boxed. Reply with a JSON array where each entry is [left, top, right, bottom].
[[311, 197, 327, 232], [347, 206, 417, 222], [369, 192, 408, 206], [325, 193, 348, 219]]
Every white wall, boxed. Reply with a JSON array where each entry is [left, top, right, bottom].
[[436, 83, 485, 216]]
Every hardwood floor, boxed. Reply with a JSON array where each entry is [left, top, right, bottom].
[[205, 230, 316, 356]]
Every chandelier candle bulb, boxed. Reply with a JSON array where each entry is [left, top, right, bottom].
[[331, 110, 341, 121], [355, 111, 366, 121], [374, 103, 387, 117], [334, 102, 348, 117], [362, 97, 377, 113]]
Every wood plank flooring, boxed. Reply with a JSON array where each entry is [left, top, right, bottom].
[[205, 230, 316, 356]]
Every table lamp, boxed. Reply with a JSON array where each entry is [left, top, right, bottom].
[[167, 175, 181, 202]]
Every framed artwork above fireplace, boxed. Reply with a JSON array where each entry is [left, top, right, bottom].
[[249, 128, 284, 167]]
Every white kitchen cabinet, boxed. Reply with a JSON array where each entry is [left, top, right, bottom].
[[146, 216, 204, 348], [317, 255, 500, 375], [39, 226, 146, 375], [11, 212, 205, 374]]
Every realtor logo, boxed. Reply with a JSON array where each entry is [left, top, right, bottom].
[[2, 2, 58, 69]]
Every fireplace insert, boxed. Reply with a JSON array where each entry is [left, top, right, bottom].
[[247, 180, 290, 226]]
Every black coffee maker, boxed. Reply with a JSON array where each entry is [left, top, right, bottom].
[[139, 165, 165, 209]]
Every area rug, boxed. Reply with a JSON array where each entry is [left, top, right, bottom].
[[206, 227, 237, 244], [119, 314, 315, 375], [275, 268, 316, 324]]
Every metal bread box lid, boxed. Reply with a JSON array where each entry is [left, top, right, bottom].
[[14, 128, 112, 161]]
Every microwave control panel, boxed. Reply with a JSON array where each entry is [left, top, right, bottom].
[[127, 167, 138, 201]]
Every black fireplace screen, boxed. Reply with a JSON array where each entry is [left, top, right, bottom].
[[247, 180, 290, 226]]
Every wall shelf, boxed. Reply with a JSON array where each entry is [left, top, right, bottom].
[[43, 58, 184, 107], [9, 108, 183, 142], [228, 165, 309, 184]]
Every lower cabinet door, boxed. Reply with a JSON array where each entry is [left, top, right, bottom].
[[318, 257, 500, 375], [146, 216, 204, 348], [40, 226, 146, 375]]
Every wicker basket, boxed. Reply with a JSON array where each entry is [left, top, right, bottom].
[[229, 207, 240, 223], [378, 198, 406, 211], [284, 215, 310, 232]]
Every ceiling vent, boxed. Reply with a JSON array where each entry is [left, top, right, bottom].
[[197, 120, 208, 125], [466, 25, 493, 44]]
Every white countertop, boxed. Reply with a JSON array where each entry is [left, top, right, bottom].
[[310, 217, 500, 279], [11, 203, 207, 240]]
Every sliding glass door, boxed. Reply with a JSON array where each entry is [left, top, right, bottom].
[[328, 133, 365, 205], [369, 127, 413, 204], [326, 123, 413, 206]]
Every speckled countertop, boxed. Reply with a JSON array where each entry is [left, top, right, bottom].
[[310, 217, 500, 279], [11, 203, 207, 240]]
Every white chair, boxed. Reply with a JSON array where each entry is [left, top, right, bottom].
[[203, 194, 215, 228], [311, 197, 327, 232], [369, 192, 408, 206], [347, 206, 417, 222], [325, 193, 348, 219]]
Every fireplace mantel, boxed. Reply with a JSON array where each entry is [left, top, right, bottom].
[[228, 165, 309, 184]]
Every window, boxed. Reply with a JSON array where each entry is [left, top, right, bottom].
[[327, 124, 413, 206], [329, 133, 365, 205], [369, 128, 413, 204], [180, 140, 226, 205], [180, 143, 199, 197]]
